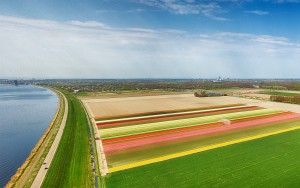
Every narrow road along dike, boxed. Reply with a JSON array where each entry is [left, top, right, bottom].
[[31, 92, 68, 188]]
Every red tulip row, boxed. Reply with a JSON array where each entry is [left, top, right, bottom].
[[103, 112, 300, 154]]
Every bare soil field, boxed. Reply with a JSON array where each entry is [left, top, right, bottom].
[[82, 94, 242, 119], [83, 93, 300, 119]]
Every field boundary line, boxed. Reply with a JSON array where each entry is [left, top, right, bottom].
[[30, 91, 68, 188], [82, 101, 109, 177], [109, 123, 300, 173]]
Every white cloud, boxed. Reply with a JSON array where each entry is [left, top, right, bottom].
[[69, 20, 109, 28], [245, 10, 269, 15], [0, 15, 300, 79], [133, 0, 300, 20], [134, 0, 229, 21], [96, 8, 146, 14]]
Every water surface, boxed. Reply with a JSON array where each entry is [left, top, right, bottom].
[[0, 85, 58, 187]]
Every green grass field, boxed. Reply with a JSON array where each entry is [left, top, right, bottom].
[[260, 90, 300, 96], [106, 128, 300, 187], [42, 91, 93, 187], [41, 89, 300, 187]]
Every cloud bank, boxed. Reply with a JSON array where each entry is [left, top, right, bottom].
[[134, 0, 229, 20], [0, 15, 300, 79]]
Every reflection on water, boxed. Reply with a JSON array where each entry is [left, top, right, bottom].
[[0, 85, 58, 187]]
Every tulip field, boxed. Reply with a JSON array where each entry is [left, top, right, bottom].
[[83, 95, 300, 187], [95, 103, 300, 174]]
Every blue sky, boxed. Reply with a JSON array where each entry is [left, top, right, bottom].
[[0, 0, 300, 78]]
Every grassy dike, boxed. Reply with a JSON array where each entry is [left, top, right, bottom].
[[42, 90, 93, 187]]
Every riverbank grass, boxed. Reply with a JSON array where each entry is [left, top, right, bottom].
[[42, 91, 93, 187]]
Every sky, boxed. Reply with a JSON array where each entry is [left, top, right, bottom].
[[0, 0, 300, 79]]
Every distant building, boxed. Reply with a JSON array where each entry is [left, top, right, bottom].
[[212, 76, 224, 83], [14, 80, 18, 86]]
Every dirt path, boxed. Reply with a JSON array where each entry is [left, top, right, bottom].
[[30, 93, 68, 188]]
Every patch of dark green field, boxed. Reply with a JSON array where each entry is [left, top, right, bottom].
[[261, 90, 300, 96], [42, 91, 92, 187], [106, 128, 300, 187]]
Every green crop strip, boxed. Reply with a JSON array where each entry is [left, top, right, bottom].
[[260, 90, 300, 96]]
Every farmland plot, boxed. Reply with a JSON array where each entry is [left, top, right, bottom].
[[82, 94, 300, 187]]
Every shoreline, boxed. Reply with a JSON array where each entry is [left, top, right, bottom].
[[31, 90, 68, 187], [5, 86, 64, 188]]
